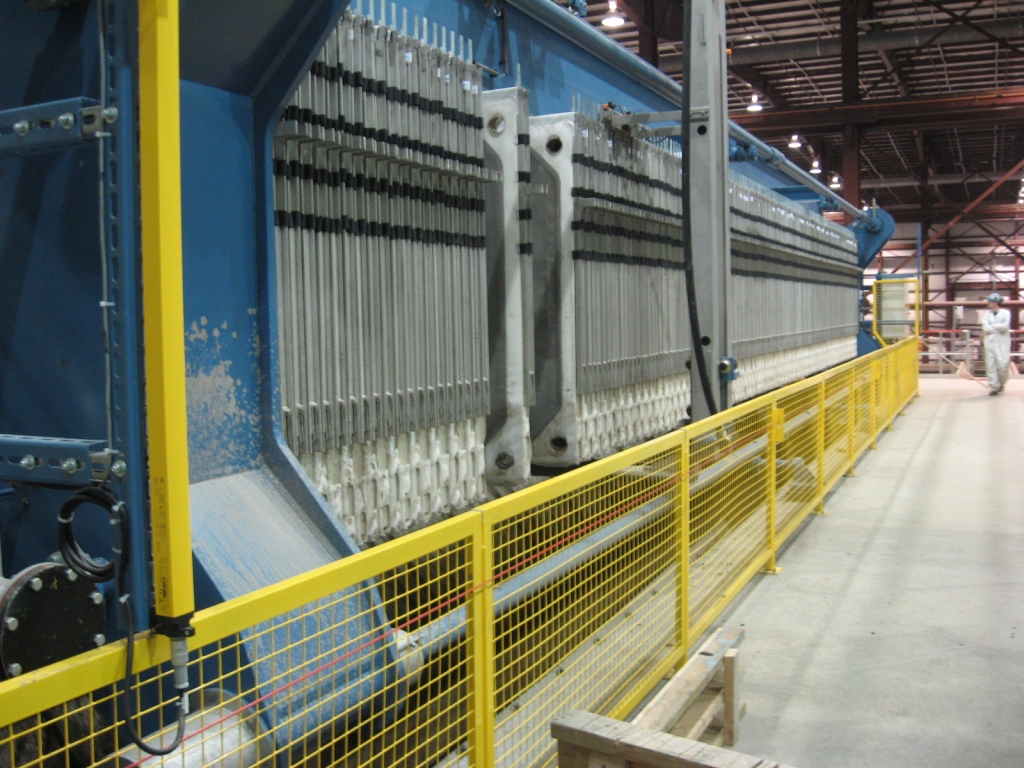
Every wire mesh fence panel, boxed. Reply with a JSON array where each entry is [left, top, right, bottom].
[[822, 369, 854, 488], [774, 383, 822, 544], [687, 403, 773, 639], [853, 361, 875, 457], [1, 518, 482, 768], [0, 341, 920, 768], [484, 439, 683, 768], [877, 351, 896, 431]]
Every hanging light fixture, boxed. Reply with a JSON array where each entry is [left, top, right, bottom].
[[810, 159, 822, 175], [829, 174, 842, 190], [746, 94, 763, 112], [601, 0, 625, 27], [788, 134, 802, 149]]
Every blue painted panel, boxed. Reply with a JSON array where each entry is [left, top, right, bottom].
[[350, 0, 675, 114], [180, 81, 262, 483], [0, 2, 111, 580]]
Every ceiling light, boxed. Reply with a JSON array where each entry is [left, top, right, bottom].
[[788, 134, 802, 148], [601, 0, 625, 26], [746, 94, 763, 112], [810, 160, 821, 174], [829, 174, 842, 190]]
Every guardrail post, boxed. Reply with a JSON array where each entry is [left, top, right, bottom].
[[762, 402, 783, 575], [845, 370, 857, 477], [813, 380, 827, 515], [140, 0, 194, 626], [675, 434, 691, 653], [870, 360, 879, 450], [470, 514, 496, 768], [885, 350, 895, 432]]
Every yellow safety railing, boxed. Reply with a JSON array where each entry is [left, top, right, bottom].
[[0, 338, 919, 768]]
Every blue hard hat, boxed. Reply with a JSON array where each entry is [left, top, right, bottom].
[[986, 293, 1004, 304]]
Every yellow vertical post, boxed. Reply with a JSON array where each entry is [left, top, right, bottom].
[[762, 403, 783, 574], [870, 360, 879, 449], [470, 515, 496, 768], [675, 434, 691, 652], [845, 371, 856, 477], [885, 350, 895, 431], [139, 0, 194, 624], [813, 380, 826, 515]]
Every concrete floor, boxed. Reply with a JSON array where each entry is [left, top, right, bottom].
[[726, 376, 1024, 767]]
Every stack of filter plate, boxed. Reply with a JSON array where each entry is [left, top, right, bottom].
[[728, 170, 861, 403], [273, 3, 489, 546], [529, 112, 690, 467]]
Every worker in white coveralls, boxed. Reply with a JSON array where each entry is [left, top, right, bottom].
[[981, 293, 1011, 396]]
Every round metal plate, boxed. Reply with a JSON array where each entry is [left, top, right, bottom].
[[0, 562, 106, 677]]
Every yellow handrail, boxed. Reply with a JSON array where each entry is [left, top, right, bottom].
[[0, 339, 920, 768]]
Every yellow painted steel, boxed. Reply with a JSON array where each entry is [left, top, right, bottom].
[[873, 277, 921, 347], [0, 339, 919, 768], [139, 0, 193, 622]]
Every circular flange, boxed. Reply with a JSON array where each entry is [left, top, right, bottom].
[[0, 562, 106, 678]]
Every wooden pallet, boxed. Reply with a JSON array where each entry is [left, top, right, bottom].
[[552, 710, 798, 768], [631, 627, 745, 747]]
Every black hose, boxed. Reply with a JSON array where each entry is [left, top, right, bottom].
[[121, 596, 188, 756], [57, 486, 120, 582], [678, 0, 718, 416], [58, 486, 188, 756]]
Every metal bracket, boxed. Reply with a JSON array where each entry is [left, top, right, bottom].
[[602, 107, 709, 136], [0, 436, 117, 486], [0, 98, 109, 155]]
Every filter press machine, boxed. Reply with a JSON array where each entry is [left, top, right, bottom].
[[0, 0, 894, 763]]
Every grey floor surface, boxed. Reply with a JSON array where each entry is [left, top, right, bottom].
[[726, 376, 1024, 767]]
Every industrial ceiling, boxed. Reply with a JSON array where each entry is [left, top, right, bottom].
[[579, 0, 1024, 224]]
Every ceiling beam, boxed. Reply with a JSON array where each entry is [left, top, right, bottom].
[[862, 170, 1024, 189], [887, 203, 1024, 223], [719, 17, 1024, 67], [731, 88, 1024, 134], [729, 65, 790, 109]]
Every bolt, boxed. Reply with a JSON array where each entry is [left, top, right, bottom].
[[495, 452, 515, 470], [19, 455, 36, 470], [65, 569, 78, 582], [29, 578, 42, 592], [4, 617, 18, 632], [102, 107, 118, 124], [90, 592, 104, 605], [58, 113, 75, 130], [93, 634, 106, 647], [6, 663, 22, 677], [62, 457, 79, 474], [111, 459, 127, 478], [13, 121, 29, 137]]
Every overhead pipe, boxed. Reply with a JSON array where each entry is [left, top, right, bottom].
[[728, 122, 874, 226], [502, 0, 682, 107], [502, 0, 874, 228]]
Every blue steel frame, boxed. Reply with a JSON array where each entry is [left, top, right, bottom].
[[101, 0, 152, 630], [0, 1, 150, 630]]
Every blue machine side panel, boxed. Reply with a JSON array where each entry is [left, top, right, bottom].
[[180, 81, 262, 483], [0, 3, 113, 579], [502, 4, 674, 113]]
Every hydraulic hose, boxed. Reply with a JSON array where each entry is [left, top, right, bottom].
[[678, 0, 718, 416], [58, 486, 189, 756]]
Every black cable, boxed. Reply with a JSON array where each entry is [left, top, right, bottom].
[[57, 486, 120, 582], [678, 0, 718, 416], [121, 595, 188, 756], [57, 486, 188, 755]]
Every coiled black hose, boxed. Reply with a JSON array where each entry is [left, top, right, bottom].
[[58, 486, 187, 756]]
